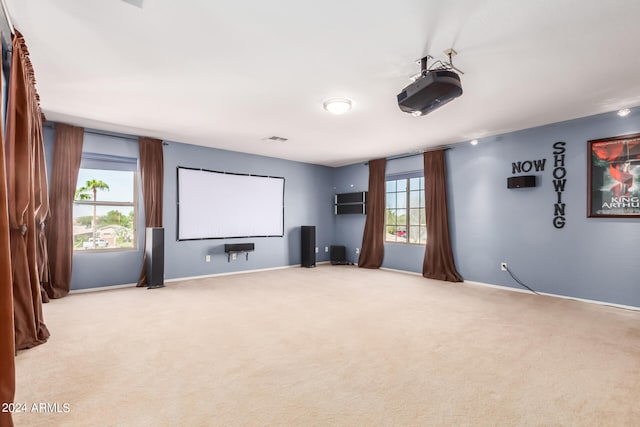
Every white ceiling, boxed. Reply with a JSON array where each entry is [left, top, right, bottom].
[[6, 0, 640, 167]]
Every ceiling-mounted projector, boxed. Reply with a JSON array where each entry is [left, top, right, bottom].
[[397, 51, 463, 116]]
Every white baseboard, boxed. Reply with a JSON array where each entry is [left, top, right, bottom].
[[380, 267, 640, 311], [70, 282, 138, 294], [461, 279, 533, 294], [70, 262, 332, 293], [380, 267, 422, 276], [165, 264, 298, 283], [166, 261, 332, 282], [69, 264, 638, 311], [462, 279, 640, 311]]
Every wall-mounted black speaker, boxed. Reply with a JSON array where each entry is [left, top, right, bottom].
[[224, 243, 255, 253], [146, 227, 164, 288], [507, 175, 536, 189], [301, 226, 316, 268]]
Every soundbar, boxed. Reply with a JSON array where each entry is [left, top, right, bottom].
[[224, 243, 255, 252], [224, 243, 255, 262]]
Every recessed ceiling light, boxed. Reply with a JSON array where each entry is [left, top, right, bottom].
[[323, 98, 352, 115], [470, 139, 478, 146], [617, 108, 631, 117]]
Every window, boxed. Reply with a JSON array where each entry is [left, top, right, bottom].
[[385, 175, 426, 244], [73, 153, 137, 251]]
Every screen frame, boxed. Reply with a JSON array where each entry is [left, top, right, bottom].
[[176, 166, 285, 241]]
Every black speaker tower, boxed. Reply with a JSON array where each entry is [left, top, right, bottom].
[[146, 227, 165, 289], [301, 226, 316, 268]]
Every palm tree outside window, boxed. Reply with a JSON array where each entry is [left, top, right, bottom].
[[75, 179, 110, 249], [73, 153, 138, 251]]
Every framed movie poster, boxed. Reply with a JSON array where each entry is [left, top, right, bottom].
[[588, 133, 640, 217]]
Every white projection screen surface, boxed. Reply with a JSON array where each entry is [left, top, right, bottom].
[[177, 168, 284, 240]]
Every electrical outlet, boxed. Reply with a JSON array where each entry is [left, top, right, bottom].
[[501, 262, 507, 271], [232, 253, 237, 261], [355, 247, 360, 254], [315, 247, 318, 253], [205, 255, 211, 263], [325, 247, 328, 252]]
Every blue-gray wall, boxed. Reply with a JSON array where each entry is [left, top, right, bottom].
[[449, 112, 640, 307], [162, 141, 335, 280], [44, 128, 335, 289], [45, 107, 640, 306], [334, 109, 640, 307]]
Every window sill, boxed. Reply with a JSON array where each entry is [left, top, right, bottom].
[[384, 242, 426, 247], [74, 248, 139, 254]]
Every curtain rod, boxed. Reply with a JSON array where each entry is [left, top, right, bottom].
[[43, 123, 136, 142], [43, 122, 169, 145], [0, 0, 13, 35], [364, 146, 451, 165], [0, 0, 14, 53]]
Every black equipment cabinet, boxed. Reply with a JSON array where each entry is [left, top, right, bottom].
[[334, 191, 367, 215]]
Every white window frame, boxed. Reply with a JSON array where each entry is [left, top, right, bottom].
[[384, 174, 426, 245], [73, 153, 138, 252]]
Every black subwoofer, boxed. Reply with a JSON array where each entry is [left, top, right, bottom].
[[330, 245, 347, 265], [146, 227, 164, 288], [301, 226, 316, 268]]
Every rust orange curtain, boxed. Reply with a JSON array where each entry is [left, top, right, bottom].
[[422, 150, 462, 282], [6, 31, 50, 351], [45, 124, 84, 299], [358, 158, 386, 268], [0, 35, 16, 427], [136, 137, 164, 287]]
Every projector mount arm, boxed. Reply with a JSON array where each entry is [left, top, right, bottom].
[[417, 49, 464, 76]]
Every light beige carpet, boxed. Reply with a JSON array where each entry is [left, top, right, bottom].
[[13, 265, 640, 426]]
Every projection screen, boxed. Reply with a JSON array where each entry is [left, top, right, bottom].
[[177, 167, 284, 240]]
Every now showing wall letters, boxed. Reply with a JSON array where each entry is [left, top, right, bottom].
[[552, 141, 567, 228], [512, 159, 546, 174]]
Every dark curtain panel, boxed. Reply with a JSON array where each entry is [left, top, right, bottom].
[[45, 124, 84, 299], [358, 158, 386, 269], [422, 150, 463, 282], [136, 137, 164, 287], [6, 31, 50, 350], [0, 35, 16, 427]]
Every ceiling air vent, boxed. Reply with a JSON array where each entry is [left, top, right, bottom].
[[121, 0, 145, 8], [263, 136, 288, 142]]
